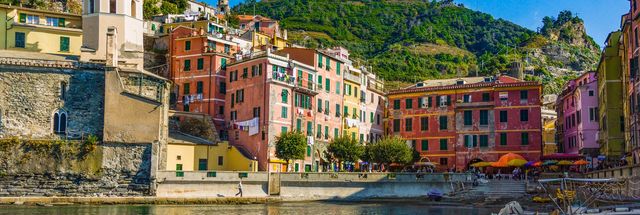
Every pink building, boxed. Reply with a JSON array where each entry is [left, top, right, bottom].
[[556, 72, 599, 157], [225, 49, 318, 172]]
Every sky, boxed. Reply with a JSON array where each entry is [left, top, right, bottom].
[[209, 0, 628, 47]]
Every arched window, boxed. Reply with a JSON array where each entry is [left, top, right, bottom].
[[53, 110, 67, 134], [130, 0, 136, 18], [60, 81, 67, 100]]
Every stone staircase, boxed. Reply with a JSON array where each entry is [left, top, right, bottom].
[[465, 180, 528, 202]]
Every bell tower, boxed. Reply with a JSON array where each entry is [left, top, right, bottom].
[[81, 0, 144, 70], [218, 0, 230, 15]]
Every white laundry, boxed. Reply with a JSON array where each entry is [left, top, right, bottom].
[[236, 117, 260, 136]]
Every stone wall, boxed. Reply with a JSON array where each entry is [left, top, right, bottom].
[[0, 141, 152, 197], [0, 64, 104, 139]]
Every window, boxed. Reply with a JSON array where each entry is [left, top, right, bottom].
[[520, 90, 528, 100], [421, 140, 428, 151], [218, 106, 224, 115], [393, 119, 401, 132], [325, 126, 329, 140], [520, 109, 529, 122], [281, 89, 288, 103], [296, 119, 301, 131], [20, 14, 39, 24], [393, 100, 400, 110], [59, 37, 70, 52], [242, 68, 248, 79], [183, 83, 190, 94], [589, 107, 596, 121], [60, 82, 67, 100], [521, 133, 529, 145], [219, 82, 226, 94], [577, 110, 581, 124], [253, 107, 261, 118], [198, 159, 207, 170], [197, 58, 204, 70], [346, 85, 352, 96], [218, 156, 224, 165], [110, 0, 116, 13], [335, 104, 340, 117], [281, 126, 288, 134], [183, 59, 191, 71], [463, 94, 471, 103], [428, 97, 432, 107], [325, 79, 330, 92], [52, 109, 67, 134], [439, 116, 448, 130], [482, 93, 490, 101], [89, 0, 95, 13], [500, 133, 507, 145], [14, 32, 25, 48], [185, 40, 191, 51], [464, 135, 471, 148], [479, 110, 488, 125], [326, 57, 330, 70], [130, 0, 136, 17], [405, 118, 413, 132], [500, 111, 508, 123], [317, 98, 323, 112], [334, 128, 339, 138], [420, 117, 428, 131], [439, 139, 448, 150], [236, 89, 244, 102], [376, 114, 380, 125], [281, 107, 287, 118], [440, 158, 448, 166], [463, 110, 472, 126], [589, 90, 594, 96], [221, 58, 227, 69], [318, 76, 323, 90], [405, 99, 413, 109], [307, 121, 313, 136], [479, 135, 488, 147], [196, 81, 203, 94], [307, 145, 311, 157], [224, 44, 230, 54], [336, 81, 341, 95], [336, 62, 341, 75]]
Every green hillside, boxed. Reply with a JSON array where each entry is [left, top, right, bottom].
[[233, 0, 600, 94]]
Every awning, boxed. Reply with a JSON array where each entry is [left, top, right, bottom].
[[269, 159, 288, 164]]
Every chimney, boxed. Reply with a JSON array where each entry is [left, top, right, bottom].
[[106, 27, 118, 67]]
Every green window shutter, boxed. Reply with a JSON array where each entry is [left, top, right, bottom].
[[318, 76, 323, 90], [196, 81, 203, 94], [428, 97, 432, 107], [185, 41, 191, 50], [336, 62, 341, 75], [464, 135, 470, 148], [472, 135, 478, 147], [371, 112, 374, 123], [282, 89, 288, 103], [446, 95, 451, 105], [480, 135, 488, 147], [406, 99, 413, 109], [418, 98, 423, 108], [334, 128, 339, 138], [281, 126, 288, 134], [307, 121, 313, 136], [325, 79, 330, 92], [440, 139, 447, 150], [296, 119, 302, 131], [184, 59, 191, 71], [19, 13, 26, 23], [318, 54, 323, 67], [439, 116, 447, 130], [464, 111, 472, 125], [197, 58, 204, 70], [480, 110, 488, 125], [15, 32, 25, 48], [58, 18, 65, 27], [421, 140, 428, 151], [336, 81, 341, 95], [325, 126, 329, 139], [521, 133, 529, 145], [500, 133, 507, 145], [183, 83, 190, 94], [393, 100, 400, 109], [317, 98, 323, 112], [326, 58, 330, 70], [281, 107, 287, 118], [307, 146, 311, 157], [60, 37, 69, 52], [221, 58, 227, 69]]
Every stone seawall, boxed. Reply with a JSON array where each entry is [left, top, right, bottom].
[[156, 171, 472, 200], [0, 142, 152, 197]]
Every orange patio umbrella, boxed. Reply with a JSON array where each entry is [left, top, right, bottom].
[[497, 153, 526, 164], [490, 161, 508, 168], [532, 161, 542, 167], [573, 160, 589, 165]]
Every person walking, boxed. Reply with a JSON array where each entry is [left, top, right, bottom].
[[235, 180, 243, 197]]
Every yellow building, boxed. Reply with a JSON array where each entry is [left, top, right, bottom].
[[166, 132, 258, 172], [343, 65, 362, 142], [543, 118, 558, 155], [0, 5, 82, 56]]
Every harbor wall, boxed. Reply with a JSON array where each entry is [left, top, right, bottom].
[[156, 171, 472, 200]]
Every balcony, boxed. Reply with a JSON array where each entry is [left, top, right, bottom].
[[11, 19, 82, 33], [269, 71, 295, 85], [294, 80, 318, 95], [344, 71, 360, 83], [367, 80, 384, 94]]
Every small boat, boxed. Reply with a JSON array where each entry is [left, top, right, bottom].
[[427, 189, 443, 201]]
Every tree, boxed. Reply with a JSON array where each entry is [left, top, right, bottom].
[[144, 0, 162, 20], [275, 131, 307, 172], [327, 136, 364, 170], [160, 1, 180, 15], [366, 136, 413, 171]]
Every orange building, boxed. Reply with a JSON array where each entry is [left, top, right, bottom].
[[169, 26, 239, 138]]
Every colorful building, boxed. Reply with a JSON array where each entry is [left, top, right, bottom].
[[168, 26, 239, 138], [597, 31, 626, 161], [225, 49, 319, 172], [0, 5, 82, 56], [280, 47, 349, 171], [626, 0, 640, 165], [555, 72, 599, 157], [166, 132, 258, 172], [387, 76, 543, 171]]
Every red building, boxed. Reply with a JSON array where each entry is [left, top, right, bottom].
[[168, 26, 239, 138], [387, 76, 543, 171]]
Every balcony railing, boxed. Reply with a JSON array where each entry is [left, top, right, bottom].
[[367, 80, 384, 93], [344, 72, 360, 83], [294, 80, 317, 94], [270, 71, 295, 85]]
